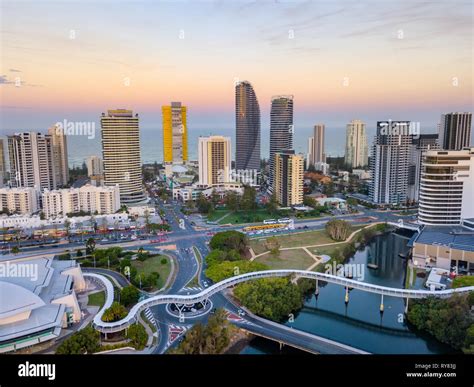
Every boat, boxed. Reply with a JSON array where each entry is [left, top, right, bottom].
[[367, 263, 379, 270]]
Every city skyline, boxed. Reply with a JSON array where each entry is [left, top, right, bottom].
[[1, 0, 474, 368], [1, 0, 472, 130]]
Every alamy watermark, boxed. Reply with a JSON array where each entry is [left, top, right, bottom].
[[324, 261, 365, 282], [0, 262, 38, 282], [54, 119, 95, 139], [217, 168, 259, 185], [379, 120, 421, 138]]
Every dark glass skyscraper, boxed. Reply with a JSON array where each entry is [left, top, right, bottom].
[[439, 112, 472, 150], [269, 95, 294, 185], [235, 81, 260, 171]]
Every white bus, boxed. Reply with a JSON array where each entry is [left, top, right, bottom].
[[278, 218, 291, 224], [263, 219, 277, 225]]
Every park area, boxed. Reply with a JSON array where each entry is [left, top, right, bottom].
[[256, 249, 316, 270], [131, 254, 172, 290]]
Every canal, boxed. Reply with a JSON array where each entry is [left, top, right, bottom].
[[241, 231, 455, 354]]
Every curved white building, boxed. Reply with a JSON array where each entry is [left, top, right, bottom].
[[418, 148, 474, 225], [0, 256, 85, 353]]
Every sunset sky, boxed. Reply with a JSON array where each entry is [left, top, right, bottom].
[[1, 0, 472, 132]]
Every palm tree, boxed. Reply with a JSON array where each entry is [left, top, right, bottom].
[[86, 237, 96, 256], [64, 219, 71, 242]]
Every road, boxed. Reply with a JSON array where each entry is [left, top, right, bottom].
[[2, 194, 417, 354]]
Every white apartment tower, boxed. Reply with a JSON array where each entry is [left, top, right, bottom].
[[198, 136, 231, 186], [48, 125, 69, 187], [308, 124, 325, 166], [8, 132, 55, 191], [369, 121, 413, 205], [345, 120, 368, 168], [86, 155, 103, 177], [418, 148, 474, 225], [100, 109, 145, 204]]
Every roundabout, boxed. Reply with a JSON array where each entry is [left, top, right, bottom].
[[166, 299, 214, 320]]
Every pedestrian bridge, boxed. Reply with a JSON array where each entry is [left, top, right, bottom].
[[85, 270, 473, 333], [388, 220, 422, 232]]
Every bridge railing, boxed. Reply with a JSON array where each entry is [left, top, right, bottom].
[[84, 270, 474, 333]]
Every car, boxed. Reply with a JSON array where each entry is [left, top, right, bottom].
[[101, 238, 108, 242]]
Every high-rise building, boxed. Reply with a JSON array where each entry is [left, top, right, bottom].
[[308, 124, 325, 166], [86, 155, 103, 177], [7, 132, 55, 191], [407, 134, 440, 202], [198, 136, 231, 186], [235, 81, 260, 172], [47, 125, 69, 187], [345, 120, 368, 168], [418, 147, 474, 225], [369, 121, 412, 205], [307, 136, 314, 168], [269, 95, 294, 185], [0, 187, 38, 215], [0, 139, 5, 187], [100, 109, 145, 204], [439, 112, 472, 150], [162, 102, 187, 171], [273, 150, 303, 207]]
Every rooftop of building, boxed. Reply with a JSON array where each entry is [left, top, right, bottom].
[[414, 225, 474, 252], [0, 256, 77, 343]]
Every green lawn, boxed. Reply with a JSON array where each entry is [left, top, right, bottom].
[[132, 255, 172, 290], [186, 247, 202, 287], [250, 229, 335, 254], [88, 291, 105, 308], [452, 275, 474, 288], [255, 249, 315, 270], [206, 209, 279, 224]]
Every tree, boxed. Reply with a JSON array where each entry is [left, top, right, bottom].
[[120, 286, 140, 307], [408, 294, 471, 351], [126, 324, 148, 350], [56, 326, 100, 354], [11, 246, 20, 254], [205, 249, 241, 266], [224, 191, 240, 211], [323, 181, 335, 196], [144, 209, 151, 232], [64, 219, 71, 241], [210, 189, 220, 207], [76, 249, 83, 257], [325, 219, 351, 241], [266, 236, 280, 258], [101, 302, 128, 322], [240, 186, 257, 212], [205, 260, 268, 282], [171, 308, 231, 354], [209, 230, 248, 255], [234, 278, 303, 322], [85, 237, 96, 255], [137, 247, 148, 261], [196, 193, 213, 214], [303, 196, 317, 208], [266, 193, 279, 214]]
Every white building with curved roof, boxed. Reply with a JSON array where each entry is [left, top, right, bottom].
[[0, 255, 85, 353]]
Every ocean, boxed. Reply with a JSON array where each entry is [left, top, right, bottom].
[[64, 126, 348, 167]]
